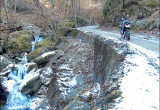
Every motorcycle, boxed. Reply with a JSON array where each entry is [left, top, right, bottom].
[[120, 20, 131, 40]]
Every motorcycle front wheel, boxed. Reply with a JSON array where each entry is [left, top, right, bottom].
[[126, 29, 130, 40]]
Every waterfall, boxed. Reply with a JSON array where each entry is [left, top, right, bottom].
[[2, 34, 43, 110], [31, 33, 43, 52]]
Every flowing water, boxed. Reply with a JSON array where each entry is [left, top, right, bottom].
[[1, 33, 43, 110]]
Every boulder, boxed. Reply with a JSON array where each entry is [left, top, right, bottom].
[[46, 76, 57, 99], [0, 55, 12, 72], [0, 70, 11, 77], [19, 72, 42, 94], [106, 90, 122, 101], [30, 98, 50, 110], [34, 51, 56, 65], [1, 79, 16, 96], [4, 30, 33, 57], [24, 62, 38, 73], [24, 24, 47, 36], [63, 98, 90, 110], [58, 20, 75, 36], [35, 37, 56, 50], [137, 8, 151, 19], [35, 50, 64, 65], [40, 67, 53, 86], [27, 47, 47, 62], [79, 83, 101, 101], [76, 16, 90, 27]]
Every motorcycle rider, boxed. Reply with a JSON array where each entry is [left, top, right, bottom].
[[120, 18, 125, 38], [120, 15, 130, 38]]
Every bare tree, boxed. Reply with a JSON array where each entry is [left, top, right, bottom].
[[50, 0, 57, 35], [74, 0, 77, 27], [4, 0, 10, 27], [123, 0, 125, 8]]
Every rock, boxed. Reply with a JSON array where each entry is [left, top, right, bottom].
[[0, 55, 12, 72], [46, 76, 57, 99], [79, 83, 101, 101], [63, 98, 90, 110], [154, 19, 160, 28], [138, 20, 146, 30], [30, 98, 50, 110], [0, 44, 3, 53], [34, 51, 54, 64], [106, 90, 122, 101], [0, 70, 11, 77], [27, 47, 47, 62], [135, 21, 141, 29], [40, 67, 53, 86], [4, 30, 33, 57], [137, 8, 151, 19], [19, 71, 42, 94], [148, 20, 156, 30], [58, 20, 75, 36], [36, 86, 48, 95], [130, 21, 136, 29], [24, 62, 38, 73], [76, 16, 90, 27], [1, 79, 16, 96], [35, 37, 56, 50], [34, 51, 63, 65]]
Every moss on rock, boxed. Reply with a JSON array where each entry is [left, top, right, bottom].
[[4, 31, 33, 57], [61, 20, 76, 28], [35, 37, 56, 50], [35, 37, 55, 50], [106, 90, 122, 101], [27, 47, 47, 62], [58, 20, 75, 36]]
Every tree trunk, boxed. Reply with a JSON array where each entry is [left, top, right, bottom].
[[50, 0, 56, 34], [71, 0, 74, 21], [14, 0, 18, 13], [4, 0, 10, 27], [74, 0, 77, 27], [123, 0, 125, 8]]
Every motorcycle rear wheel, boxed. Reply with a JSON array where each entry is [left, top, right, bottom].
[[126, 29, 130, 40]]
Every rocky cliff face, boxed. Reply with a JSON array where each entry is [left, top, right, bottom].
[[103, 0, 159, 31]]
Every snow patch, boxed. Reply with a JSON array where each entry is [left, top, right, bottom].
[[41, 51, 55, 57]]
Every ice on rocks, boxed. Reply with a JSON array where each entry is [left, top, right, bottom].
[[1, 80, 16, 93]]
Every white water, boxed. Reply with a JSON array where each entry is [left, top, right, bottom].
[[31, 33, 43, 52], [2, 34, 43, 110]]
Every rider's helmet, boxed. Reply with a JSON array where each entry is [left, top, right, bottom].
[[121, 18, 124, 21]]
